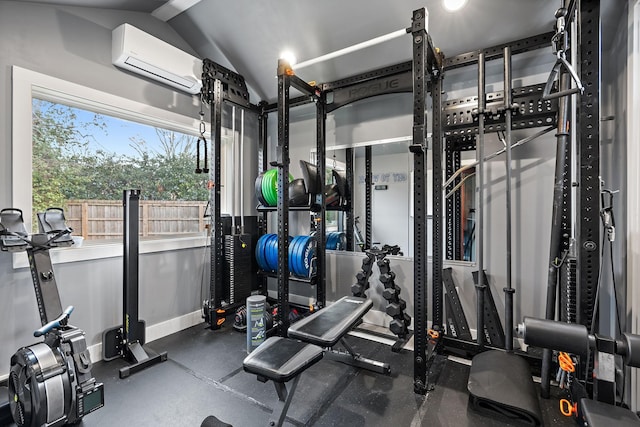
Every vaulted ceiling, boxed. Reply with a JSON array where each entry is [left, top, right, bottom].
[[23, 0, 622, 102]]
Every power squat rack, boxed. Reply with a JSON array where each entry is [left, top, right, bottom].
[[200, 1, 602, 399]]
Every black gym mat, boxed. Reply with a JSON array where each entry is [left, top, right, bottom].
[[0, 323, 575, 427], [467, 350, 543, 426]]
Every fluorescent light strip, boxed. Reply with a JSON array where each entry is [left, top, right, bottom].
[[293, 28, 409, 70]]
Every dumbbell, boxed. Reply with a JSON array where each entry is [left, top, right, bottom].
[[362, 254, 375, 268], [356, 271, 371, 283], [386, 299, 406, 317], [382, 286, 401, 302], [351, 282, 368, 297], [389, 314, 411, 337], [379, 271, 396, 285], [377, 259, 391, 275]]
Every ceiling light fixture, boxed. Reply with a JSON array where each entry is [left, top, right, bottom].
[[279, 50, 297, 67], [443, 0, 468, 12]]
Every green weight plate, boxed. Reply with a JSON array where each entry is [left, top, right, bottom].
[[262, 169, 294, 207], [261, 169, 276, 206]]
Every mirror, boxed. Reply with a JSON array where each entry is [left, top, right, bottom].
[[315, 138, 477, 262]]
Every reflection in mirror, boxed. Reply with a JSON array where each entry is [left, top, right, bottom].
[[315, 137, 413, 258], [446, 159, 476, 262], [354, 140, 412, 257], [314, 138, 478, 263]]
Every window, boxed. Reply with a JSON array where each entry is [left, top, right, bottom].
[[31, 98, 209, 241], [12, 66, 213, 266]]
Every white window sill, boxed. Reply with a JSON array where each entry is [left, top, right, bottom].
[[12, 235, 209, 269]]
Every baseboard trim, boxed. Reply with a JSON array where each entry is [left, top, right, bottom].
[[1, 310, 204, 383], [88, 309, 204, 363]]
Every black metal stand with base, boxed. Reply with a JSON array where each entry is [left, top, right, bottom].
[[102, 190, 167, 379], [467, 47, 542, 426]]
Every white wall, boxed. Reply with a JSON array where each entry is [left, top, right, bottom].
[[0, 0, 235, 377], [628, 0, 640, 412]]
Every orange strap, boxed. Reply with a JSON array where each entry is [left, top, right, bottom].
[[428, 329, 440, 339]]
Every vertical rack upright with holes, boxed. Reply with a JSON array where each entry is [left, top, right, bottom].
[[200, 60, 261, 329], [268, 61, 327, 336], [258, 8, 442, 391]]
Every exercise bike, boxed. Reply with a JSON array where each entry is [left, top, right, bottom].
[[0, 208, 104, 426]]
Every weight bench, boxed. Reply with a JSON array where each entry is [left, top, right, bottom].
[[288, 296, 390, 375], [241, 296, 390, 427]]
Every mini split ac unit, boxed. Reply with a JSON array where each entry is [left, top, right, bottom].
[[112, 23, 202, 95]]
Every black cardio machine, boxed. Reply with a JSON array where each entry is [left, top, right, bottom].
[[0, 208, 104, 426]]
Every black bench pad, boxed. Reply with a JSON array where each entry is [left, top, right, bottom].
[[288, 296, 372, 347], [243, 337, 323, 383]]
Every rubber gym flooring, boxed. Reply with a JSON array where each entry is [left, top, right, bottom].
[[4, 324, 575, 427]]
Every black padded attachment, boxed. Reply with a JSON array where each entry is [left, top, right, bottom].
[[289, 178, 309, 206], [299, 160, 321, 195], [288, 296, 373, 347], [0, 208, 29, 251], [332, 168, 350, 199], [37, 208, 73, 246], [580, 398, 640, 427], [468, 350, 542, 426], [200, 415, 233, 427], [243, 337, 323, 383], [325, 184, 340, 207]]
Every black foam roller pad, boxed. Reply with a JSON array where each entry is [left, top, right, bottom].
[[622, 333, 640, 368], [522, 317, 589, 356]]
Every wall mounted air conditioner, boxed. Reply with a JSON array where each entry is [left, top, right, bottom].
[[112, 23, 202, 95]]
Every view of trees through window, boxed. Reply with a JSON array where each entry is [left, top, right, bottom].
[[32, 98, 209, 240]]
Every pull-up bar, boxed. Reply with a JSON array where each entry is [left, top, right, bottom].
[[293, 28, 410, 70]]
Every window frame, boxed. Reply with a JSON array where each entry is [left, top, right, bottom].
[[11, 66, 212, 268]]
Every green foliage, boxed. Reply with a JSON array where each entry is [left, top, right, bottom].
[[31, 99, 208, 222]]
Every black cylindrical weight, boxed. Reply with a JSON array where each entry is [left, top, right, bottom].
[[621, 333, 640, 368], [520, 317, 589, 356]]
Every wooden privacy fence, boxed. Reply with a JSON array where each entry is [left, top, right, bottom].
[[65, 200, 208, 240]]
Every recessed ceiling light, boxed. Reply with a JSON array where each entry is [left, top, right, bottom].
[[443, 0, 468, 12], [279, 50, 297, 67]]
